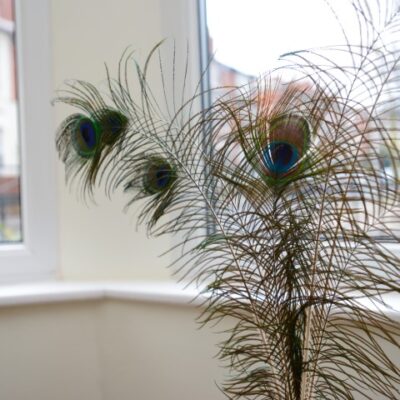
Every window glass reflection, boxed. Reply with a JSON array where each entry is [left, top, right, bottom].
[[0, 0, 21, 243]]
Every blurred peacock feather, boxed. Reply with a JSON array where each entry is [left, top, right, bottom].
[[55, 1, 400, 399]]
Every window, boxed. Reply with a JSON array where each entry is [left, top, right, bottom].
[[0, 0, 20, 243], [200, 0, 400, 243], [0, 0, 57, 282]]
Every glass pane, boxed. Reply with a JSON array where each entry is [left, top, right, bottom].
[[0, 0, 21, 243], [206, 0, 360, 89], [204, 0, 400, 238]]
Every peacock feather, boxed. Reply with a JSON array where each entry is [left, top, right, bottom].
[[55, 1, 400, 399]]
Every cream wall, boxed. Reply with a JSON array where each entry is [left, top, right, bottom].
[[0, 299, 225, 400], [100, 300, 224, 400], [0, 301, 103, 400], [52, 0, 201, 282]]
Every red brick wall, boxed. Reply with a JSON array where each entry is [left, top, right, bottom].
[[0, 0, 14, 21], [0, 0, 16, 100]]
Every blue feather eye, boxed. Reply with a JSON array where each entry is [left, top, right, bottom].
[[72, 117, 100, 158], [263, 141, 300, 175], [122, 156, 178, 225], [262, 114, 310, 178], [143, 158, 176, 195]]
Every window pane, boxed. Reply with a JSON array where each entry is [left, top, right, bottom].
[[0, 0, 21, 243], [205, 0, 400, 238], [206, 0, 361, 89]]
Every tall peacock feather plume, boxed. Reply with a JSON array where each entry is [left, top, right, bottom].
[[55, 1, 400, 399]]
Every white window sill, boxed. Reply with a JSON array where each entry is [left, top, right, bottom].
[[0, 282, 202, 307], [0, 282, 398, 320]]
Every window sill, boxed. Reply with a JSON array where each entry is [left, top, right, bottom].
[[0, 282, 398, 319], [0, 281, 202, 307]]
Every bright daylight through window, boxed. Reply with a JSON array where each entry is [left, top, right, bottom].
[[0, 0, 56, 282], [205, 0, 400, 238], [0, 0, 21, 244]]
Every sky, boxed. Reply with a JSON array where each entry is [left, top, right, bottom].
[[206, 0, 361, 76]]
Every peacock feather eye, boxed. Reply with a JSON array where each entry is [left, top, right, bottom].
[[143, 158, 176, 195], [263, 141, 299, 175], [97, 109, 129, 145], [262, 114, 310, 177], [72, 116, 101, 158]]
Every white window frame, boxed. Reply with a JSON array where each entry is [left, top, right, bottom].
[[0, 0, 57, 283]]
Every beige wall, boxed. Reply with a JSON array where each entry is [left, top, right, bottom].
[[100, 300, 224, 400], [0, 301, 103, 400], [0, 299, 225, 400], [52, 0, 201, 282]]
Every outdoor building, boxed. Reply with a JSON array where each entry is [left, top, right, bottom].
[[0, 0, 20, 242]]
